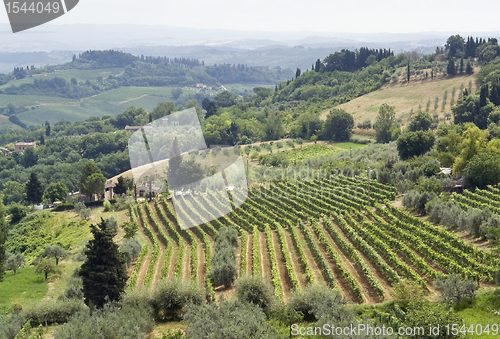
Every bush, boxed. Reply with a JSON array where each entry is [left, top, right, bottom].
[[402, 190, 437, 215], [390, 278, 425, 307], [235, 275, 275, 311], [54, 203, 75, 211], [120, 238, 141, 268], [22, 299, 86, 326], [209, 227, 238, 288], [60, 269, 84, 300], [8, 203, 28, 224], [184, 299, 278, 339], [434, 274, 478, 305], [287, 284, 344, 322], [103, 199, 112, 212], [53, 301, 153, 339], [148, 278, 204, 321]]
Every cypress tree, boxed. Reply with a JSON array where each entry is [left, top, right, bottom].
[[80, 218, 127, 308], [466, 60, 474, 75], [447, 57, 456, 76], [407, 62, 410, 83], [167, 137, 182, 188], [26, 172, 43, 205], [460, 57, 464, 74]]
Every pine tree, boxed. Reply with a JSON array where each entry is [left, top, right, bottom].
[[0, 199, 6, 281], [79, 218, 127, 308], [295, 68, 301, 79], [26, 172, 43, 205]]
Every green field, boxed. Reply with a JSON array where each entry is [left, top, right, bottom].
[[0, 68, 124, 91], [333, 142, 368, 149], [5, 86, 220, 126], [0, 266, 48, 313]]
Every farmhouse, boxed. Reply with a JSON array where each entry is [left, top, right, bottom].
[[0, 146, 10, 156], [14, 142, 37, 152]]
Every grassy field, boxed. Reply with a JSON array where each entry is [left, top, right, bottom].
[[5, 86, 220, 126], [0, 68, 125, 91], [321, 70, 479, 127], [0, 266, 48, 313], [457, 290, 500, 338]]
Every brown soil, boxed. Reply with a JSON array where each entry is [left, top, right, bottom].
[[328, 217, 394, 301], [259, 231, 271, 279], [235, 237, 242, 277], [245, 234, 252, 276], [271, 230, 291, 300], [135, 205, 153, 288], [282, 229, 308, 288], [182, 245, 192, 281], [318, 220, 380, 304], [155, 200, 180, 279]]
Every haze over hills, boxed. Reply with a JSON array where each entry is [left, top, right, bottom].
[[1, 23, 499, 73]]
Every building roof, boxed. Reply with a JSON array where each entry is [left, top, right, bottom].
[[15, 142, 37, 146], [105, 179, 116, 189]]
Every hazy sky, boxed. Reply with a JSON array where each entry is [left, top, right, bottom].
[[1, 0, 499, 33]]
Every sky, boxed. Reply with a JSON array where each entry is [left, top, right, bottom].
[[1, 0, 499, 34]]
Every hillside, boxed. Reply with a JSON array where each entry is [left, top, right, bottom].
[[321, 69, 479, 126]]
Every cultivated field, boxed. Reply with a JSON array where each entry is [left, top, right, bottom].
[[128, 177, 498, 304]]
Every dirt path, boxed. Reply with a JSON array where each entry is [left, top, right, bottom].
[[283, 229, 308, 288], [319, 220, 379, 304], [119, 94, 147, 104], [182, 245, 192, 281], [235, 237, 242, 277], [291, 225, 323, 283], [245, 234, 252, 276], [259, 231, 271, 279], [271, 230, 290, 300], [328, 217, 393, 301]]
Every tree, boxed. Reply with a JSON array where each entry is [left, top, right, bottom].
[[43, 182, 68, 203], [452, 124, 488, 174], [167, 137, 182, 189], [466, 60, 474, 75], [295, 68, 301, 78], [452, 94, 494, 129], [447, 57, 456, 76], [463, 149, 500, 188], [407, 110, 432, 132], [235, 275, 275, 311], [397, 130, 435, 160], [459, 57, 464, 74], [6, 252, 24, 274], [205, 101, 217, 118], [374, 103, 396, 143], [446, 34, 465, 58], [390, 278, 425, 307], [45, 122, 50, 137], [114, 176, 133, 195], [1, 181, 26, 205], [171, 87, 183, 99], [79, 218, 127, 308], [434, 274, 477, 305], [407, 62, 410, 83], [44, 245, 68, 265], [0, 198, 6, 281], [151, 101, 175, 120], [323, 108, 354, 141], [209, 227, 238, 288], [78, 161, 106, 201], [21, 147, 38, 168], [35, 258, 59, 280], [25, 172, 43, 205]]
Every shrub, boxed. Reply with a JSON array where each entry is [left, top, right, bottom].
[[60, 269, 84, 300], [235, 275, 275, 311], [402, 190, 437, 215], [287, 284, 344, 322], [22, 299, 86, 326], [103, 199, 112, 212], [184, 299, 278, 339], [8, 203, 28, 224], [390, 278, 425, 307], [120, 238, 141, 268], [434, 274, 478, 305], [148, 278, 204, 321]]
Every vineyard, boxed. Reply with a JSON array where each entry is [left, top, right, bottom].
[[126, 176, 499, 304]]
